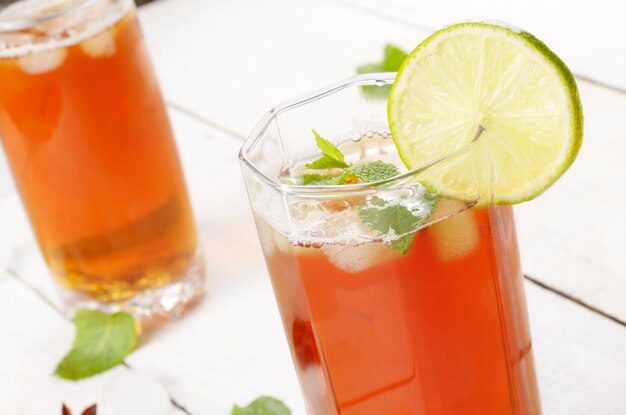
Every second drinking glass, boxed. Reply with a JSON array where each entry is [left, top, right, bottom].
[[0, 0, 204, 317]]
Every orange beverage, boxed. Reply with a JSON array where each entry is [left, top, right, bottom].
[[259, 204, 541, 414], [0, 0, 202, 310], [241, 74, 542, 413]]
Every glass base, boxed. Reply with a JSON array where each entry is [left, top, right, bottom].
[[57, 251, 206, 321]]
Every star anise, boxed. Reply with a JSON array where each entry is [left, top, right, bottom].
[[62, 403, 97, 415]]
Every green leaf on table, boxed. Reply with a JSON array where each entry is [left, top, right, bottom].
[[346, 160, 400, 182], [302, 173, 348, 185], [357, 62, 388, 99], [358, 191, 438, 255], [55, 309, 138, 380], [356, 62, 384, 74], [383, 44, 408, 71], [232, 396, 292, 415], [305, 129, 349, 169], [357, 43, 408, 99]]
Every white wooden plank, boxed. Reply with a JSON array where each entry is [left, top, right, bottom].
[[516, 81, 626, 321], [0, 269, 129, 414], [0, 194, 37, 278], [0, 149, 14, 199], [0, 196, 18, 267], [527, 282, 626, 415], [332, 0, 626, 91], [137, 0, 430, 137]]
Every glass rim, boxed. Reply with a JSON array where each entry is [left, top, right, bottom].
[[0, 0, 101, 32], [239, 72, 470, 198]]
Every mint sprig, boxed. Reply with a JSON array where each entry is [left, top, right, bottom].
[[305, 130, 349, 169], [300, 130, 399, 185], [357, 44, 408, 98], [296, 130, 438, 255], [358, 193, 438, 255], [232, 396, 292, 415], [302, 173, 347, 185], [55, 309, 137, 380], [346, 160, 400, 183], [382, 44, 408, 71]]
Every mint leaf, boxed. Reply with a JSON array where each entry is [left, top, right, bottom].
[[296, 130, 403, 187], [383, 44, 408, 71], [358, 190, 438, 254], [386, 234, 415, 255], [357, 44, 407, 99], [302, 173, 347, 185], [305, 156, 348, 170], [356, 63, 385, 74], [55, 310, 137, 380], [358, 197, 422, 235], [305, 129, 348, 169], [232, 396, 292, 415], [312, 129, 345, 162], [346, 161, 400, 182]]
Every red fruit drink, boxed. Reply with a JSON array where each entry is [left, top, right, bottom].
[[250, 134, 541, 414], [241, 73, 542, 414], [260, 204, 540, 414]]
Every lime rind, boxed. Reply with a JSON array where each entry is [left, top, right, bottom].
[[388, 21, 584, 205]]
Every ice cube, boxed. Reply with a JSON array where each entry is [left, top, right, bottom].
[[255, 216, 312, 257], [18, 48, 67, 74], [0, 32, 34, 52], [80, 30, 116, 58], [322, 241, 400, 273], [429, 200, 480, 261], [101, 371, 172, 415]]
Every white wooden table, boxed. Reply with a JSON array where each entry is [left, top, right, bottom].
[[2, 0, 626, 413]]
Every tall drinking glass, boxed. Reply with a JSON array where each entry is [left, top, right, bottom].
[[0, 0, 204, 317], [240, 74, 541, 414]]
